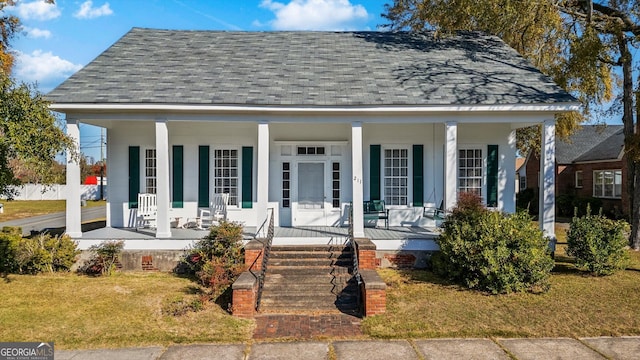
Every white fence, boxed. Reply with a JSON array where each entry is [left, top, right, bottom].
[[1, 184, 107, 201]]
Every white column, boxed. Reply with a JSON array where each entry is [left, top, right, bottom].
[[351, 122, 365, 238], [65, 118, 82, 238], [444, 121, 458, 210], [539, 119, 556, 246], [256, 122, 270, 233], [155, 119, 171, 238]]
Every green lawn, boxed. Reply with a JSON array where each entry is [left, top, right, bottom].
[[0, 200, 105, 222], [363, 226, 640, 339], [0, 273, 254, 349]]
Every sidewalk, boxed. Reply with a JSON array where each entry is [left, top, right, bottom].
[[55, 337, 640, 360]]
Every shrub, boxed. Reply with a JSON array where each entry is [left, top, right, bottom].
[[182, 221, 246, 295], [435, 194, 553, 294], [0, 228, 21, 275], [81, 240, 124, 276], [15, 234, 80, 274], [516, 188, 537, 214], [567, 209, 629, 276]]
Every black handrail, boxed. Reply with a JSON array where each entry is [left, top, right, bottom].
[[255, 208, 274, 311], [348, 204, 362, 287]]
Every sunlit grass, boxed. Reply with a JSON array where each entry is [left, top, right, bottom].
[[0, 272, 254, 349], [0, 200, 105, 222]]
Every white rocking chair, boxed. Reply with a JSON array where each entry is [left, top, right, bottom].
[[198, 193, 229, 229], [137, 193, 157, 230]]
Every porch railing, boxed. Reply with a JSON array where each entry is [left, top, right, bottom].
[[255, 207, 274, 311]]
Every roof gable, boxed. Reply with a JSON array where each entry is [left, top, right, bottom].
[[556, 125, 624, 164], [48, 28, 576, 107]]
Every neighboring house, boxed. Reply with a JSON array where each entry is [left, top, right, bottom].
[[47, 29, 578, 242], [525, 125, 627, 216], [516, 157, 526, 193]]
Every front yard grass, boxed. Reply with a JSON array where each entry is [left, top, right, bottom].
[[363, 225, 640, 339], [0, 272, 253, 349], [0, 200, 105, 222]]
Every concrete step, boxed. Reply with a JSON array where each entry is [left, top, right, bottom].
[[270, 245, 351, 252]]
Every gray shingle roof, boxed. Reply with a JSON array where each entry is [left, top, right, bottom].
[[47, 28, 576, 107], [556, 125, 624, 164]]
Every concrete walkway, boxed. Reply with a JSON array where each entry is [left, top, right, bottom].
[[55, 337, 640, 360]]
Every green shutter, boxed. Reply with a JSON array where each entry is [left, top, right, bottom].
[[487, 145, 499, 207], [370, 145, 381, 200], [413, 145, 424, 207], [242, 146, 253, 208], [198, 146, 209, 207], [172, 145, 184, 208], [128, 146, 140, 208]]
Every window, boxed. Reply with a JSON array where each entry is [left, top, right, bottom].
[[297, 146, 325, 155], [575, 170, 583, 188], [384, 148, 408, 205], [145, 149, 156, 194], [458, 149, 482, 196], [282, 162, 290, 208], [519, 175, 526, 191], [214, 149, 238, 206], [332, 162, 340, 208], [593, 170, 622, 198]]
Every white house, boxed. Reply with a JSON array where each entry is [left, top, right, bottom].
[[48, 29, 578, 244]]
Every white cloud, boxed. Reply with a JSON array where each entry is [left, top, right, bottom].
[[13, 1, 61, 21], [260, 0, 369, 31], [74, 1, 113, 19], [14, 50, 83, 85], [25, 27, 52, 39]]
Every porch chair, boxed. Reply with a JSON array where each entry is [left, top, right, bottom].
[[198, 192, 229, 229], [137, 193, 157, 230], [423, 200, 447, 221]]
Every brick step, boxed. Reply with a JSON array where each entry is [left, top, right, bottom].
[[270, 245, 351, 252], [269, 251, 353, 259], [260, 301, 359, 314], [262, 284, 357, 296], [264, 273, 355, 285], [267, 266, 352, 275], [268, 258, 352, 267]]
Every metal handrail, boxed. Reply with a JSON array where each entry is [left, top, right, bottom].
[[348, 204, 362, 287], [255, 208, 274, 311]]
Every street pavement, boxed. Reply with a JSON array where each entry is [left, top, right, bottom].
[[55, 337, 640, 360], [0, 205, 105, 236]]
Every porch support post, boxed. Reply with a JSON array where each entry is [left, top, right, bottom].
[[155, 119, 171, 238], [539, 119, 556, 248], [65, 118, 82, 238], [444, 121, 458, 210], [257, 121, 269, 231], [351, 122, 365, 238]]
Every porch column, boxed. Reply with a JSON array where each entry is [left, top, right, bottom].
[[65, 118, 82, 238], [351, 122, 365, 238], [256, 122, 269, 232], [539, 119, 556, 245], [444, 121, 458, 210], [155, 119, 171, 238]]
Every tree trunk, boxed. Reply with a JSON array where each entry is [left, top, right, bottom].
[[618, 36, 639, 249]]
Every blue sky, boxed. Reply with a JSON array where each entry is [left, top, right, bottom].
[[7, 0, 389, 161]]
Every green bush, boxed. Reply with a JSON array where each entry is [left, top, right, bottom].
[[516, 188, 537, 213], [567, 210, 629, 276], [182, 221, 246, 295], [81, 240, 124, 276], [556, 194, 603, 218], [0, 229, 21, 275], [435, 192, 554, 294], [16, 234, 80, 274]]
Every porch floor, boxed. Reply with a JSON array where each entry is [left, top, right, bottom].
[[76, 225, 439, 241]]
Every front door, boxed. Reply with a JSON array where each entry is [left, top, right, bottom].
[[293, 162, 327, 226]]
